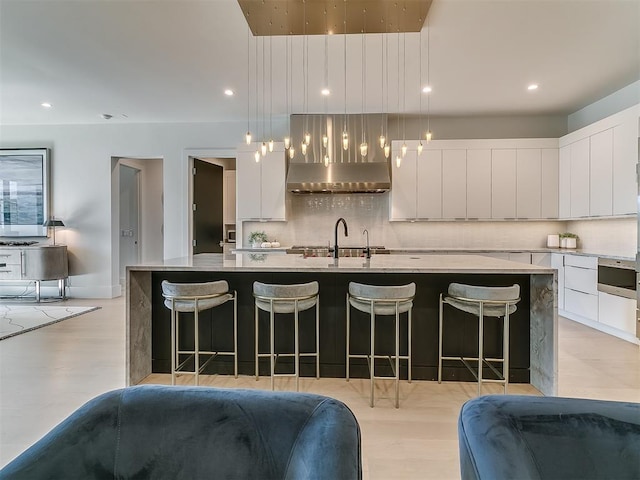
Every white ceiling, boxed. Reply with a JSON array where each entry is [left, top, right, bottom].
[[1, 0, 638, 126]]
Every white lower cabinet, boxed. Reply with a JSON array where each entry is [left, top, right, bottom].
[[558, 253, 637, 343], [598, 292, 637, 334], [564, 288, 598, 322]]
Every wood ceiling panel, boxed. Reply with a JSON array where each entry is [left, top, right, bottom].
[[238, 0, 432, 36]]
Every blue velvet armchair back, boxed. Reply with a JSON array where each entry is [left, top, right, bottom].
[[458, 395, 640, 480], [0, 385, 362, 479]]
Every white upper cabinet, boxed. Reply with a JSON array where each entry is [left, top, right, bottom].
[[559, 104, 638, 219], [516, 149, 542, 219], [559, 145, 571, 219], [589, 128, 613, 216], [390, 148, 418, 220], [442, 149, 467, 219], [236, 143, 286, 221], [223, 170, 236, 225], [569, 138, 590, 218], [541, 149, 559, 219], [417, 149, 443, 219], [613, 120, 637, 215], [466, 149, 492, 219], [491, 149, 517, 218]]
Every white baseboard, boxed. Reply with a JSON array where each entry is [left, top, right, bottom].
[[559, 309, 640, 345]]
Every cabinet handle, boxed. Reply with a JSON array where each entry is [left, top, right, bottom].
[[0, 263, 5, 267], [21, 251, 26, 276], [0, 269, 11, 273]]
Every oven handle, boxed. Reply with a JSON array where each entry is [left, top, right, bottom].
[[597, 283, 636, 299]]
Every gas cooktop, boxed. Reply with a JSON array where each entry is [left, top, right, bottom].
[[0, 241, 39, 246]]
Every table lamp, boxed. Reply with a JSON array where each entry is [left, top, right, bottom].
[[43, 218, 65, 245]]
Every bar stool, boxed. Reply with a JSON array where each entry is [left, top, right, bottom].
[[438, 283, 520, 396], [346, 282, 416, 408], [253, 281, 320, 391], [161, 280, 237, 386]]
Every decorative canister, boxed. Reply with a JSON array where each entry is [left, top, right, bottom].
[[547, 234, 560, 248]]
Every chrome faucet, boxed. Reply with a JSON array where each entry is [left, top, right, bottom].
[[333, 218, 348, 259], [363, 229, 371, 259]]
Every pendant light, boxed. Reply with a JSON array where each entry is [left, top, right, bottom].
[[254, 28, 261, 162], [383, 27, 390, 159], [268, 29, 274, 153], [378, 27, 385, 149], [342, 0, 349, 153], [322, 9, 329, 156], [302, 0, 310, 154], [245, 23, 252, 145], [417, 21, 424, 156], [400, 11, 407, 158], [284, 32, 291, 151], [260, 35, 267, 158], [425, 17, 433, 143], [359, 8, 368, 158], [396, 29, 402, 168]]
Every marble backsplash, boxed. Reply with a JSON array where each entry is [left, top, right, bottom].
[[241, 193, 607, 251]]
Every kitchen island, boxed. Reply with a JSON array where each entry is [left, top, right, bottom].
[[127, 253, 557, 395]]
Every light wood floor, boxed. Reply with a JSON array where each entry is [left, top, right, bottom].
[[1, 296, 638, 478]]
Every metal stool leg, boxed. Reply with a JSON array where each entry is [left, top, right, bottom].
[[438, 294, 443, 384], [395, 303, 400, 409], [194, 305, 200, 386], [477, 302, 484, 397], [270, 306, 275, 391], [295, 299, 300, 392], [504, 308, 510, 394], [255, 303, 259, 381], [316, 299, 320, 379], [408, 306, 412, 384], [233, 293, 238, 378], [346, 293, 350, 382], [370, 306, 375, 408], [171, 307, 177, 385]]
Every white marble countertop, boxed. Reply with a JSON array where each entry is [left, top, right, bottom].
[[233, 246, 634, 262], [128, 253, 554, 274]]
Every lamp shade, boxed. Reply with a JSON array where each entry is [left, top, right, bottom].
[[43, 219, 64, 227]]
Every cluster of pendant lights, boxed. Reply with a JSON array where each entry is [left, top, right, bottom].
[[243, 2, 434, 166]]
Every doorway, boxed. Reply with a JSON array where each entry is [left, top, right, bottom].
[[192, 159, 224, 253]]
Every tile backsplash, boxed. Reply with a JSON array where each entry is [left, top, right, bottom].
[[242, 193, 594, 250]]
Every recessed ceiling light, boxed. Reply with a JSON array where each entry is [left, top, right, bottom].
[[527, 84, 539, 91], [422, 86, 432, 93], [41, 102, 52, 108], [224, 89, 234, 96], [321, 88, 331, 96]]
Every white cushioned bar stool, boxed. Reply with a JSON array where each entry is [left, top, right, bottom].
[[346, 282, 416, 408], [253, 281, 320, 391], [161, 280, 237, 386], [438, 283, 520, 396]]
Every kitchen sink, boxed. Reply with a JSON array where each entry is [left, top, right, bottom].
[[287, 246, 389, 258]]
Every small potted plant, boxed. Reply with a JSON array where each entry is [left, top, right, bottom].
[[248, 231, 267, 248], [559, 233, 578, 249]]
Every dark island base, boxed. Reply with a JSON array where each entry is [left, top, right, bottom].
[[149, 271, 531, 384]]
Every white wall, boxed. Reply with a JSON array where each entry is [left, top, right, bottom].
[[1, 121, 246, 297], [568, 80, 640, 132]]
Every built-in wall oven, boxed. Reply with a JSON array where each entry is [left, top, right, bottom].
[[597, 258, 636, 299]]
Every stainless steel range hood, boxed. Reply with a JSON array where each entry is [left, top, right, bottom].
[[286, 114, 391, 194], [287, 162, 391, 193]]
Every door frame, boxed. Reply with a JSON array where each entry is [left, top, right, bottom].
[[183, 148, 235, 257]]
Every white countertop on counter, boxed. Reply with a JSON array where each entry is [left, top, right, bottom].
[[128, 253, 554, 274], [231, 246, 634, 261], [385, 248, 635, 261]]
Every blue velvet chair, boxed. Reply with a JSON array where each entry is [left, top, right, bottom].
[[458, 395, 640, 480], [0, 385, 362, 479]]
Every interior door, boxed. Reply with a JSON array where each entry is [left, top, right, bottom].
[[119, 164, 140, 282], [193, 159, 223, 253]]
